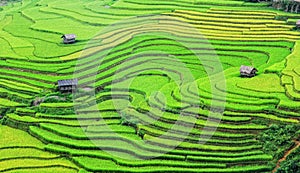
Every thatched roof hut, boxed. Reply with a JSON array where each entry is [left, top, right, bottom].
[[58, 78, 78, 92], [240, 65, 258, 78], [61, 34, 76, 44], [296, 20, 300, 28]]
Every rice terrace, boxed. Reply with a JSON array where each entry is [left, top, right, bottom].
[[0, 0, 300, 172]]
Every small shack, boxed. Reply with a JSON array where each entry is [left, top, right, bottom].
[[240, 65, 258, 78], [297, 20, 300, 28], [58, 79, 78, 92], [61, 34, 76, 44]]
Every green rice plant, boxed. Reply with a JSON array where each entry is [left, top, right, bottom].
[[36, 111, 120, 120], [39, 123, 140, 141], [278, 99, 300, 112], [21, 6, 62, 20], [0, 158, 78, 172], [137, 123, 255, 139], [0, 59, 63, 73], [3, 13, 86, 58], [271, 109, 300, 118], [0, 16, 33, 49], [137, 123, 257, 145], [110, 0, 209, 13], [0, 38, 23, 59], [281, 75, 293, 85], [86, 1, 169, 16], [0, 68, 61, 82], [0, 79, 41, 93], [0, 148, 57, 160], [169, 149, 265, 158], [72, 155, 271, 172], [124, 0, 261, 9], [40, 120, 257, 147], [0, 87, 33, 99], [0, 0, 300, 172], [6, 167, 78, 173], [15, 107, 36, 115], [45, 143, 184, 165], [187, 154, 272, 163], [39, 102, 74, 108], [144, 133, 263, 152], [30, 123, 258, 161], [0, 98, 21, 107], [224, 111, 299, 123], [243, 30, 300, 36], [47, 1, 124, 20], [175, 9, 275, 19], [169, 11, 285, 25], [30, 126, 184, 159], [31, 14, 105, 40], [87, 124, 137, 134], [236, 74, 285, 93], [207, 8, 276, 16], [285, 84, 300, 101], [0, 125, 44, 147], [0, 72, 55, 89], [7, 59, 73, 72], [73, 156, 227, 172], [38, 6, 116, 26], [7, 113, 120, 126]]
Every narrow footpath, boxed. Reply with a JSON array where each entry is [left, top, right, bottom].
[[272, 140, 300, 173]]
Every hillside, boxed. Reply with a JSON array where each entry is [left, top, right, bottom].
[[0, 0, 300, 172]]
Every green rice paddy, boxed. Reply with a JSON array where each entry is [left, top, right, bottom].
[[0, 0, 300, 172]]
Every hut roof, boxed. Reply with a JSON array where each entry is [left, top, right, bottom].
[[240, 65, 257, 74], [297, 20, 300, 25], [58, 79, 78, 87], [61, 34, 76, 40]]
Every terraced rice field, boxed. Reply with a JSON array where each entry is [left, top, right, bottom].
[[0, 0, 300, 172]]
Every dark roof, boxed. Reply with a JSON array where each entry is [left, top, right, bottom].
[[61, 34, 76, 39], [58, 79, 78, 87], [240, 65, 257, 74]]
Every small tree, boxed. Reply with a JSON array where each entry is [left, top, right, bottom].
[[120, 112, 139, 128]]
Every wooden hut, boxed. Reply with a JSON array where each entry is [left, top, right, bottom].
[[296, 20, 300, 28], [61, 34, 76, 44], [240, 65, 258, 78], [58, 79, 78, 92]]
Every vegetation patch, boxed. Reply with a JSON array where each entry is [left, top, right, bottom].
[[258, 124, 300, 166]]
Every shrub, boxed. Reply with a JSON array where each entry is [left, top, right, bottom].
[[120, 112, 139, 128], [277, 147, 300, 173], [258, 124, 300, 162]]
